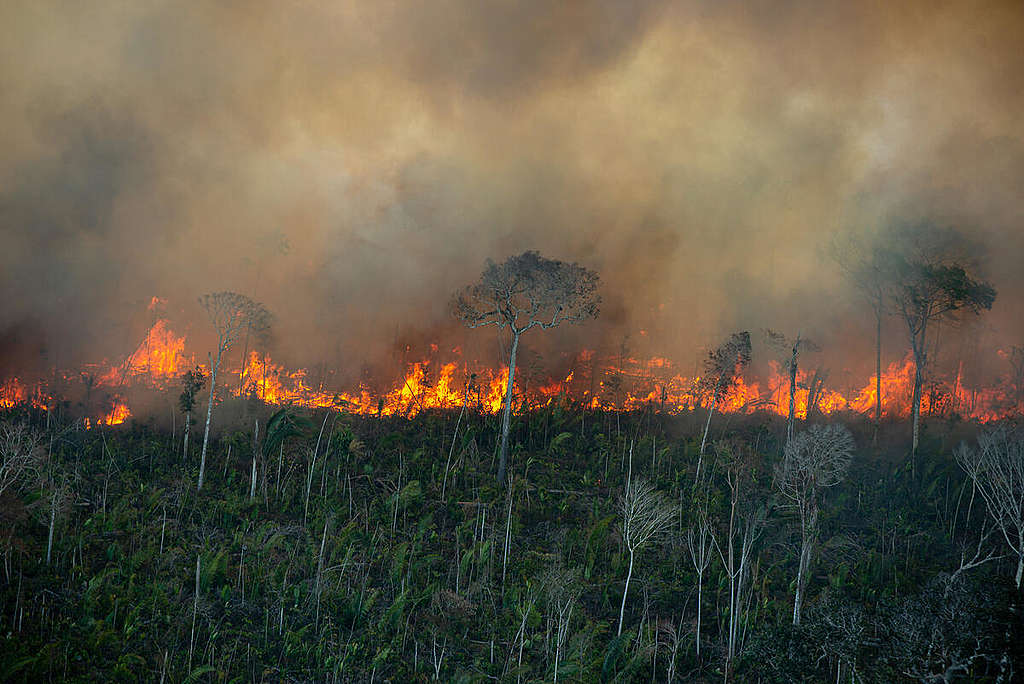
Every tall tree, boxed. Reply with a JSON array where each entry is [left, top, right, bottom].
[[775, 423, 855, 625], [830, 233, 892, 442], [885, 232, 995, 455], [452, 251, 600, 487], [697, 331, 751, 483], [197, 292, 271, 491]]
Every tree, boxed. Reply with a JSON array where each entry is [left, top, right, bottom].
[[830, 233, 893, 443], [764, 330, 820, 445], [886, 240, 995, 455], [955, 428, 1024, 590], [452, 251, 600, 487], [775, 423, 855, 625], [697, 331, 751, 483], [179, 366, 206, 462], [0, 419, 41, 498], [197, 292, 271, 491], [617, 477, 674, 636], [685, 478, 714, 659], [711, 440, 767, 676]]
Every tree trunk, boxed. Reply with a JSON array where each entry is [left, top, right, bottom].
[[697, 389, 720, 484], [1016, 553, 1023, 591], [618, 547, 634, 636], [911, 343, 924, 457], [497, 332, 520, 488], [695, 570, 703, 657], [874, 300, 882, 445], [46, 490, 57, 565], [787, 352, 798, 445], [182, 409, 191, 461], [793, 507, 817, 626], [198, 347, 223, 491]]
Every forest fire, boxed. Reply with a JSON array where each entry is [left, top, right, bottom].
[[1, 318, 1019, 425]]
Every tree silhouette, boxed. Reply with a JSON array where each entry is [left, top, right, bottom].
[[452, 251, 599, 487]]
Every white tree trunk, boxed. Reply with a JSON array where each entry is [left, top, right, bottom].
[[697, 394, 718, 484], [182, 409, 190, 461], [498, 332, 520, 488], [198, 348, 223, 491], [618, 547, 635, 636]]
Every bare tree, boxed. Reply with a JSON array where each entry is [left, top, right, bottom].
[[764, 330, 820, 445], [618, 477, 674, 636], [541, 559, 582, 683], [775, 423, 855, 625], [197, 292, 271, 491], [685, 479, 714, 659], [830, 232, 893, 442], [883, 225, 995, 456], [712, 440, 767, 677], [955, 428, 1024, 590], [452, 251, 600, 487], [697, 331, 751, 483], [0, 420, 41, 498]]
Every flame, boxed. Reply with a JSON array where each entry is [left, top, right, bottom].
[[99, 319, 191, 388], [4, 310, 1022, 426]]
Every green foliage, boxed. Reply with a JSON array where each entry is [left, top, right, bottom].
[[0, 405, 1021, 681]]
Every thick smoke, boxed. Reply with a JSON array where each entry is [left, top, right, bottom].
[[1, 0, 1023, 390]]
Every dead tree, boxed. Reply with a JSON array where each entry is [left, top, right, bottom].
[[197, 292, 271, 491], [697, 331, 751, 483], [452, 251, 600, 487], [764, 330, 819, 444], [711, 440, 766, 678], [0, 420, 41, 498], [830, 232, 894, 443], [955, 428, 1024, 590], [685, 477, 714, 659], [618, 477, 674, 636], [775, 423, 855, 625]]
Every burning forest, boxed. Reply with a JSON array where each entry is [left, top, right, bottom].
[[3, 1, 1024, 682], [3, 306, 1022, 428]]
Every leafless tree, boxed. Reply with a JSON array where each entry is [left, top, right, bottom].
[[830, 232, 893, 443], [712, 440, 767, 678], [541, 559, 581, 683], [0, 420, 41, 498], [197, 292, 271, 490], [775, 423, 855, 625], [955, 428, 1024, 590], [452, 251, 600, 487], [697, 331, 751, 483], [618, 477, 674, 636], [685, 477, 714, 659], [764, 330, 820, 445]]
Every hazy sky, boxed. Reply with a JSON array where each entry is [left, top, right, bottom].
[[2, 1, 1023, 384]]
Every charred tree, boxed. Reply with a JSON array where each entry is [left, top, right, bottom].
[[764, 330, 819, 445], [452, 251, 599, 488]]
